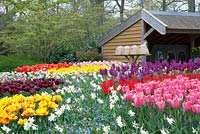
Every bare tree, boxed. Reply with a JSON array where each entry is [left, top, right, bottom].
[[114, 0, 125, 23], [2, 0, 9, 14], [198, 2, 200, 12], [162, 0, 167, 11], [188, 0, 195, 12]]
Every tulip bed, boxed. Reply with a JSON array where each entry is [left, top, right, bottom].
[[0, 60, 200, 134]]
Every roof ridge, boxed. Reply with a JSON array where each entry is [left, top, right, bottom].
[[149, 10, 200, 17]]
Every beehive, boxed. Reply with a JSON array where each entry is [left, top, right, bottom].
[[115, 46, 124, 55], [122, 46, 130, 55], [138, 44, 150, 55], [130, 45, 138, 55]]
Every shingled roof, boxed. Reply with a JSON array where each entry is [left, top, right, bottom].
[[99, 9, 200, 46], [150, 10, 200, 30]]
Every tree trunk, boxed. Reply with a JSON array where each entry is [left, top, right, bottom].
[[162, 0, 167, 11], [120, 0, 124, 23], [2, 0, 9, 14], [97, 0, 104, 26], [56, 1, 59, 14], [114, 0, 125, 23], [141, 0, 144, 9], [198, 2, 200, 12], [71, 0, 80, 11], [188, 0, 195, 12]]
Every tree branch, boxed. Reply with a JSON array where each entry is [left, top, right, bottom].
[[114, 0, 121, 8]]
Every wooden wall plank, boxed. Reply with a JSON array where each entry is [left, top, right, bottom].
[[102, 20, 142, 62]]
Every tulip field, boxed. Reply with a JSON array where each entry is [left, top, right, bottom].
[[0, 60, 200, 134]]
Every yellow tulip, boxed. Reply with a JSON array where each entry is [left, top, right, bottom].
[[18, 118, 28, 125], [36, 108, 48, 116], [21, 108, 36, 117], [0, 94, 62, 125]]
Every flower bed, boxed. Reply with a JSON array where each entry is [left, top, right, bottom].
[[15, 62, 72, 72], [123, 75, 200, 113], [0, 94, 62, 125], [0, 78, 64, 97], [0, 60, 199, 133]]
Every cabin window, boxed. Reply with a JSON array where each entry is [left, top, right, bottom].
[[167, 50, 175, 62], [178, 51, 186, 62], [156, 50, 164, 61]]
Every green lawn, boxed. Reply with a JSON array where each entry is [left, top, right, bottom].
[[0, 55, 42, 72]]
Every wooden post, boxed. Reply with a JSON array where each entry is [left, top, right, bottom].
[[190, 36, 195, 59], [141, 20, 146, 62]]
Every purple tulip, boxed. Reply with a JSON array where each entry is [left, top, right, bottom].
[[100, 69, 108, 75], [109, 68, 117, 77]]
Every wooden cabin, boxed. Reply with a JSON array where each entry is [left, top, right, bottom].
[[99, 9, 200, 62]]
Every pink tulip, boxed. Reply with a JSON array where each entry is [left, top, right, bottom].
[[182, 101, 192, 111], [122, 86, 130, 92], [185, 95, 197, 103], [144, 87, 151, 95], [124, 92, 134, 101], [135, 84, 143, 93], [197, 99, 200, 104], [132, 95, 145, 107], [163, 93, 172, 101], [154, 96, 163, 102], [145, 95, 154, 105], [167, 97, 181, 108], [120, 75, 200, 114], [191, 104, 200, 114], [156, 100, 165, 110]]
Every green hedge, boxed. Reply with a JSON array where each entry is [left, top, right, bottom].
[[0, 55, 42, 72]]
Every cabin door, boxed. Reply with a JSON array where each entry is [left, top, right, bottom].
[[148, 44, 189, 62]]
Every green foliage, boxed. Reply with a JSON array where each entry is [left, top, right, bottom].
[[0, 0, 193, 64], [49, 45, 77, 63], [0, 55, 41, 72], [0, 0, 117, 63], [76, 48, 103, 61]]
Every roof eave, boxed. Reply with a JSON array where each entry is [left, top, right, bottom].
[[142, 9, 167, 35], [166, 28, 200, 34]]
